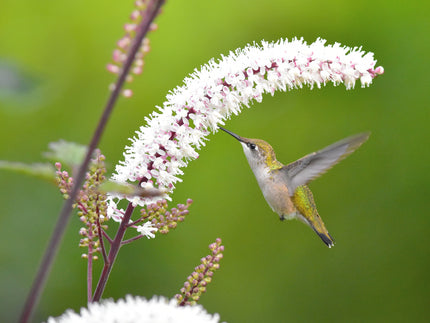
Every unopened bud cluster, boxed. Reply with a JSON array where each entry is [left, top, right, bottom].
[[140, 198, 193, 234], [55, 150, 108, 260], [176, 238, 224, 306], [55, 163, 74, 200], [107, 0, 157, 97]]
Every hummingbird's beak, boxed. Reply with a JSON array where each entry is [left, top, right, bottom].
[[219, 127, 245, 143]]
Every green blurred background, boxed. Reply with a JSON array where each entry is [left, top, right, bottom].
[[0, 0, 428, 322]]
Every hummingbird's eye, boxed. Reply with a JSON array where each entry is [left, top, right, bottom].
[[249, 143, 256, 150]]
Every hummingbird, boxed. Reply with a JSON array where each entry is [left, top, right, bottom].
[[219, 127, 370, 248]]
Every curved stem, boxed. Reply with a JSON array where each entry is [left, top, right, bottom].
[[19, 1, 166, 321]]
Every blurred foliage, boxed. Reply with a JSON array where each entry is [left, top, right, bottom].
[[0, 0, 429, 322], [43, 140, 86, 169], [0, 161, 55, 183]]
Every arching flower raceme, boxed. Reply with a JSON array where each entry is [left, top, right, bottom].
[[45, 295, 223, 323], [107, 37, 383, 220]]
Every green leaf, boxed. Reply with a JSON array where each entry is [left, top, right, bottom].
[[43, 140, 87, 168], [0, 161, 56, 182], [98, 181, 166, 198]]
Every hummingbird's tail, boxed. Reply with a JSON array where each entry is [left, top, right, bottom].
[[310, 226, 335, 248], [292, 185, 335, 248]]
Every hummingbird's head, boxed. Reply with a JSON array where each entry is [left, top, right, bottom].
[[219, 127, 278, 169]]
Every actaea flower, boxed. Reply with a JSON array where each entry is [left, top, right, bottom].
[[107, 37, 383, 220]]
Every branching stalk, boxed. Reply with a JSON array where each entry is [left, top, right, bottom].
[[19, 1, 166, 321], [92, 202, 135, 301]]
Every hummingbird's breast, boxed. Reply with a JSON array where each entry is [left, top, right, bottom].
[[251, 166, 297, 218]]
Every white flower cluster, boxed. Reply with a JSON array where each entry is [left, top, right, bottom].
[[107, 37, 383, 220], [45, 295, 223, 323]]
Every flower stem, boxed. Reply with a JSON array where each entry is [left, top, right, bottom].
[[102, 230, 113, 244], [92, 202, 136, 302], [121, 234, 144, 245], [126, 217, 145, 227], [97, 217, 109, 263], [19, 1, 166, 321], [87, 236, 94, 303]]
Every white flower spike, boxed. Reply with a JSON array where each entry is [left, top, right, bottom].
[[108, 37, 383, 220], [45, 295, 223, 323]]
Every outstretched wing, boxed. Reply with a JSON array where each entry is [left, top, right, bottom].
[[281, 132, 370, 195]]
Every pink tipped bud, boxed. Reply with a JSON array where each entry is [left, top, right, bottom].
[[112, 49, 125, 63], [214, 254, 223, 261], [117, 37, 131, 49], [150, 23, 158, 31], [209, 243, 216, 251], [124, 23, 137, 33], [107, 63, 120, 74], [135, 0, 145, 9], [130, 10, 141, 21], [142, 44, 151, 53], [132, 66, 143, 75], [135, 59, 144, 67], [374, 66, 384, 75], [123, 89, 133, 98]]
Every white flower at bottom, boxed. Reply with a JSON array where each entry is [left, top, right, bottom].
[[45, 295, 223, 323]]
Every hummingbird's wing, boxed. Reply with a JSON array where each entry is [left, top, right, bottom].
[[281, 132, 370, 195]]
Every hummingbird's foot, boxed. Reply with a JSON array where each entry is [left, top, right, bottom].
[[279, 215, 286, 221]]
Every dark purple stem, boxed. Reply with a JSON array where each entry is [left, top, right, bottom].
[[19, 1, 166, 321], [87, 237, 93, 303], [102, 230, 113, 244], [97, 217, 109, 263], [92, 202, 135, 301], [121, 234, 144, 245], [126, 217, 146, 227]]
